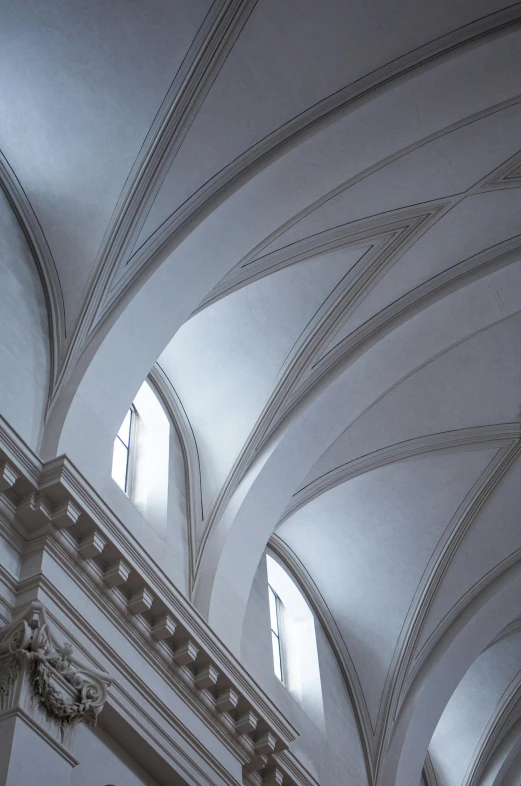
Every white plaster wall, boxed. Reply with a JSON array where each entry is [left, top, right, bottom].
[[166, 419, 190, 595], [0, 189, 49, 450], [0, 524, 20, 625], [72, 723, 159, 786], [241, 554, 369, 786]]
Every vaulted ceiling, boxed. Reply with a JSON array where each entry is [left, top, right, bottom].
[[3, 2, 521, 786]]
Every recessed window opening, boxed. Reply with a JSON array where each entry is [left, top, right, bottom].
[[111, 381, 170, 538], [112, 406, 135, 494], [266, 553, 325, 731], [268, 583, 285, 683]]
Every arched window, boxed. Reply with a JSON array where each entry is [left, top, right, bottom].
[[111, 381, 170, 537], [266, 554, 325, 730]]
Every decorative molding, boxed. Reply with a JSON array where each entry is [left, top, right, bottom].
[[124, 4, 521, 320], [198, 138, 521, 315], [230, 97, 521, 279], [148, 364, 203, 591], [267, 233, 521, 444], [476, 149, 521, 192], [194, 201, 448, 583], [373, 439, 521, 781], [408, 546, 521, 699], [52, 0, 258, 405], [263, 155, 521, 436], [200, 201, 449, 309], [0, 414, 314, 786], [486, 616, 521, 651], [0, 149, 65, 399], [0, 601, 111, 751], [194, 145, 521, 589], [463, 672, 521, 786], [269, 535, 375, 785], [273, 430, 521, 784], [282, 423, 521, 523], [51, 6, 521, 411], [423, 753, 439, 786]]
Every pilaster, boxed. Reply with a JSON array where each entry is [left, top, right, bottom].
[[0, 602, 111, 786]]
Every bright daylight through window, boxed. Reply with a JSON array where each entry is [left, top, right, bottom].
[[266, 554, 325, 730], [268, 583, 285, 683], [112, 407, 133, 493]]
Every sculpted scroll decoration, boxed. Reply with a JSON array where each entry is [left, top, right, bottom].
[[0, 602, 111, 733]]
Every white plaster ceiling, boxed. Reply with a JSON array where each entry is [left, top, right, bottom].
[[255, 102, 521, 258], [0, 0, 212, 328], [276, 448, 498, 726], [418, 459, 521, 655], [134, 0, 516, 247], [158, 245, 368, 511], [4, 3, 521, 785], [302, 301, 521, 487], [429, 631, 521, 786], [321, 190, 521, 353]]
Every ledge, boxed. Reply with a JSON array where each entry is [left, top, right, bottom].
[[0, 415, 316, 786]]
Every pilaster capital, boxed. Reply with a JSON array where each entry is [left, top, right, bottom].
[[0, 602, 112, 749]]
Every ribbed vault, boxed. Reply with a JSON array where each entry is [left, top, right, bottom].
[[2, 3, 521, 786]]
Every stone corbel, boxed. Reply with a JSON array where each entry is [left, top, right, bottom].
[[0, 601, 112, 749]]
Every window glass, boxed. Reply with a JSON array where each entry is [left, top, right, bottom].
[[111, 381, 171, 538], [268, 584, 284, 682], [266, 554, 325, 730], [117, 409, 132, 446], [112, 407, 133, 493]]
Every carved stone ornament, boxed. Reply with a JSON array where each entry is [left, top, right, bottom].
[[0, 602, 112, 736]]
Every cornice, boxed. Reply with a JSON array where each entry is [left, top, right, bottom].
[[0, 150, 65, 399], [52, 0, 258, 406], [28, 554, 248, 779], [106, 682, 240, 786], [29, 576, 245, 786], [0, 415, 314, 786], [269, 535, 375, 786]]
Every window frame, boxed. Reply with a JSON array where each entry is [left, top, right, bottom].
[[112, 405, 137, 496], [268, 582, 286, 684]]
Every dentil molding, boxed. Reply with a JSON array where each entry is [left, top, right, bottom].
[[0, 415, 316, 786]]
